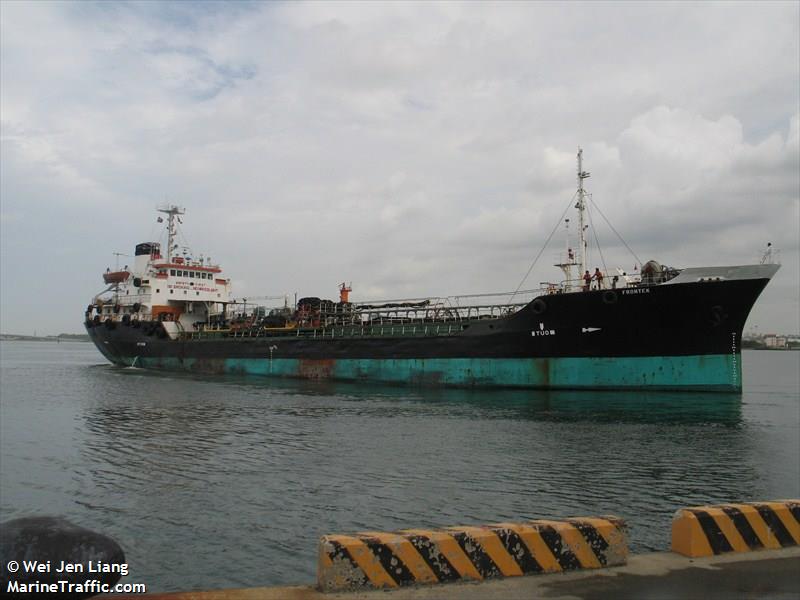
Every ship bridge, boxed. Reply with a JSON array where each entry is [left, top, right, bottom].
[[88, 207, 232, 336]]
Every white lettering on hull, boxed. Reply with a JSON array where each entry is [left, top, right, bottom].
[[531, 322, 556, 337]]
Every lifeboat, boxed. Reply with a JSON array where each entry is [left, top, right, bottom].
[[103, 270, 130, 284]]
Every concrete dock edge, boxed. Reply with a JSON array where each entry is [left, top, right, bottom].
[[108, 548, 800, 600]]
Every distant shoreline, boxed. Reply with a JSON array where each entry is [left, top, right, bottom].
[[0, 334, 90, 342], [741, 340, 800, 351], [744, 347, 800, 351]]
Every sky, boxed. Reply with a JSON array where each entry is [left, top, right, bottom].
[[1, 0, 798, 336]]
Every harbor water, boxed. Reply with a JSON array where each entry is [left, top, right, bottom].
[[1, 341, 798, 592]]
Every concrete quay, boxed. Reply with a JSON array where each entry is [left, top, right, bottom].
[[114, 547, 800, 600]]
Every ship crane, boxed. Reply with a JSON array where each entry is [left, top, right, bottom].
[[112, 252, 131, 271]]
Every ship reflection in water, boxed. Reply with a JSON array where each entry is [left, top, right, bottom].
[[458, 388, 744, 425], [96, 367, 745, 423], [355, 384, 744, 425]]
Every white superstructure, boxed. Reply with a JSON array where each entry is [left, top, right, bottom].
[[90, 206, 231, 336]]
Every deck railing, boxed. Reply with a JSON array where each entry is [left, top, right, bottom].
[[184, 321, 477, 341]]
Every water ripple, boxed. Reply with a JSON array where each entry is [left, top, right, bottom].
[[1, 342, 798, 593]]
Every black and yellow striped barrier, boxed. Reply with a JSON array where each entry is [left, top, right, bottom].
[[317, 516, 627, 592], [671, 500, 800, 557]]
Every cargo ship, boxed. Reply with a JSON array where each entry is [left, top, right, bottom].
[[85, 151, 779, 390]]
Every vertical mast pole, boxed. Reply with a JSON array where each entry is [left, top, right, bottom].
[[157, 205, 185, 262], [167, 210, 175, 262], [564, 218, 572, 292], [576, 148, 590, 278]]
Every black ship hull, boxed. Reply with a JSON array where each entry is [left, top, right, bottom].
[[85, 270, 775, 391]]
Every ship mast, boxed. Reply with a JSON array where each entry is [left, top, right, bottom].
[[157, 204, 185, 262], [576, 148, 590, 278]]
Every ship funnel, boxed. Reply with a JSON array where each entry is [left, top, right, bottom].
[[339, 282, 352, 304]]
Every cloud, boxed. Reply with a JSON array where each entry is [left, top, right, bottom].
[[1, 1, 798, 335]]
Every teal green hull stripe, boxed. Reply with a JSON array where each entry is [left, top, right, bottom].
[[130, 354, 741, 390]]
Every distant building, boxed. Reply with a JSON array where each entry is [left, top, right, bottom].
[[764, 334, 788, 349]]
